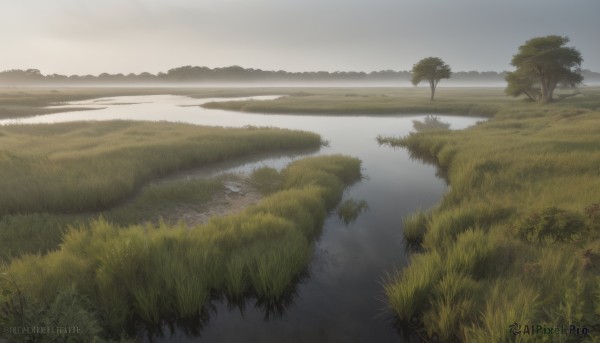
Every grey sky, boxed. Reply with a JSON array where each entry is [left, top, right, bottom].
[[2, 0, 598, 75]]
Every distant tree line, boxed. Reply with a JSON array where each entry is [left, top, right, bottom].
[[0, 66, 549, 86]]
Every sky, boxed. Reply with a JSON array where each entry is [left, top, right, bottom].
[[1, 0, 599, 75]]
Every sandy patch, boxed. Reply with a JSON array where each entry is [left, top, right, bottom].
[[164, 176, 263, 227]]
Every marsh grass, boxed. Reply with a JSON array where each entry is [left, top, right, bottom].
[[0, 154, 361, 340], [249, 166, 281, 194], [0, 121, 321, 215], [381, 88, 600, 341], [0, 121, 322, 260], [0, 174, 224, 261], [202, 88, 510, 116], [385, 251, 443, 322], [401, 211, 430, 247]]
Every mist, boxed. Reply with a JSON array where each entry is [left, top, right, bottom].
[[2, 0, 599, 75]]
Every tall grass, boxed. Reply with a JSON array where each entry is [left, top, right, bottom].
[[0, 121, 321, 215], [249, 166, 281, 194], [381, 89, 600, 341], [0, 154, 361, 340], [0, 121, 322, 260], [202, 88, 509, 116], [0, 175, 225, 261], [401, 210, 430, 247]]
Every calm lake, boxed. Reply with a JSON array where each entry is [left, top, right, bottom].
[[1, 95, 483, 342]]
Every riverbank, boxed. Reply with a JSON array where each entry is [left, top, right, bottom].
[[202, 87, 600, 117], [2, 86, 599, 342], [1, 154, 362, 341], [0, 87, 295, 119], [0, 120, 322, 260], [6, 86, 595, 120], [379, 91, 600, 341]]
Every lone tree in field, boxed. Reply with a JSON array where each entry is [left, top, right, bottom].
[[506, 35, 583, 103], [411, 57, 451, 101]]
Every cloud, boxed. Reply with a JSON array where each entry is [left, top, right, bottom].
[[1, 0, 598, 74]]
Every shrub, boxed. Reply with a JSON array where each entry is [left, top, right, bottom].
[[512, 207, 585, 243]]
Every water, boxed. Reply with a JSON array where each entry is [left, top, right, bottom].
[[0, 95, 483, 342]]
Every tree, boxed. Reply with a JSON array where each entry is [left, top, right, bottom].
[[506, 35, 583, 103], [504, 68, 541, 101], [411, 57, 451, 101]]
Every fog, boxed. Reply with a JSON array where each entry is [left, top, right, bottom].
[[1, 0, 599, 75]]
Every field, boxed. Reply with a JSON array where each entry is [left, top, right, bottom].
[[1, 86, 600, 342], [377, 88, 600, 342], [202, 86, 567, 116], [0, 120, 323, 260], [1, 154, 361, 340]]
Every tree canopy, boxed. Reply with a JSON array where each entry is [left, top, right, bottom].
[[411, 57, 451, 101], [505, 35, 583, 103]]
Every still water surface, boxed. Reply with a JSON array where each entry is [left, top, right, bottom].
[[1, 95, 483, 342]]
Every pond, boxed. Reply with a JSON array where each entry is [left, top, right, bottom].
[[0, 95, 483, 342]]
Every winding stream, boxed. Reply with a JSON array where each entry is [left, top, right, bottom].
[[1, 95, 483, 342]]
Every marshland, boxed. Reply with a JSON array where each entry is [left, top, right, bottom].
[[2, 1, 600, 342], [0, 84, 598, 342]]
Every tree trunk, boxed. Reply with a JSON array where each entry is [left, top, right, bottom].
[[429, 80, 436, 101], [541, 78, 557, 103]]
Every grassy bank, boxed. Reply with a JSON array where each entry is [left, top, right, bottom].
[[0, 155, 361, 341], [202, 87, 549, 116], [0, 121, 321, 260], [4, 86, 599, 120], [1, 86, 445, 119], [0, 87, 296, 119], [0, 121, 321, 214], [0, 176, 226, 261], [380, 92, 600, 341]]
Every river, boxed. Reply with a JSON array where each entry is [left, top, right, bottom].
[[0, 94, 483, 342]]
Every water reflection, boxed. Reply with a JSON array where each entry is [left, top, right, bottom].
[[412, 115, 450, 132], [2, 95, 484, 342], [337, 199, 370, 225], [137, 270, 309, 342]]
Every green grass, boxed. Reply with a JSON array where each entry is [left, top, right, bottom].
[[0, 177, 225, 262], [0, 121, 321, 261], [0, 154, 362, 340], [401, 210, 431, 247], [0, 121, 321, 215], [249, 166, 281, 194], [202, 87, 531, 116], [380, 88, 600, 341]]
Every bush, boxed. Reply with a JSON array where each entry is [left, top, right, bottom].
[[512, 207, 585, 243]]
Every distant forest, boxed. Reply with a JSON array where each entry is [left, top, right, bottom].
[[1, 66, 599, 85]]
